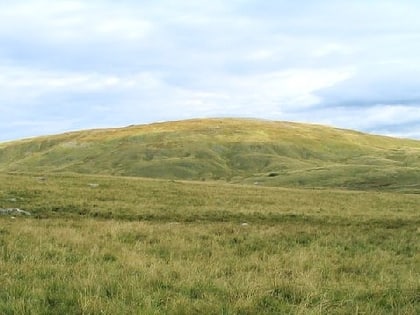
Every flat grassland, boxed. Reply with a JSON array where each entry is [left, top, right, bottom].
[[0, 173, 419, 314]]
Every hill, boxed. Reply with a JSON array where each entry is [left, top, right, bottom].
[[0, 127, 419, 314], [1, 118, 420, 191]]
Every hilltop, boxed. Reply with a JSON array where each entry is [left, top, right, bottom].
[[1, 118, 419, 191]]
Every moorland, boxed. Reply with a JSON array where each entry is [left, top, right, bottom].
[[0, 118, 419, 314]]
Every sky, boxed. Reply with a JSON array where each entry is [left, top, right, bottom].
[[1, 0, 420, 141]]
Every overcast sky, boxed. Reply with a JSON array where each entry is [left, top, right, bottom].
[[1, 0, 420, 141]]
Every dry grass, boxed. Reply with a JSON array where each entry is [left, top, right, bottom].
[[0, 218, 419, 314], [0, 173, 419, 314]]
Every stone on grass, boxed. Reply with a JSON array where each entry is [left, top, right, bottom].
[[0, 208, 31, 216]]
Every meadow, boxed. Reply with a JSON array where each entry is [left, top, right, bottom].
[[0, 172, 419, 314]]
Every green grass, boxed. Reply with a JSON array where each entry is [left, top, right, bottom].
[[1, 118, 420, 191], [0, 173, 419, 314]]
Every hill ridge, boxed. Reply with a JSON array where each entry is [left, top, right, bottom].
[[1, 118, 419, 192]]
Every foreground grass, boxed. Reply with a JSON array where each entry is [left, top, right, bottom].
[[0, 173, 419, 314], [1, 219, 418, 314]]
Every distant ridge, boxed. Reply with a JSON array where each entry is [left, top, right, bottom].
[[1, 118, 419, 192]]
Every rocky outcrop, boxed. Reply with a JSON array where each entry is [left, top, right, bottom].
[[0, 208, 31, 216]]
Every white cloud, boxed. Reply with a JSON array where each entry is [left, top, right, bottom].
[[0, 0, 420, 140], [313, 43, 357, 57], [0, 0, 153, 43], [0, 65, 164, 98], [220, 68, 354, 111], [359, 105, 420, 130], [282, 104, 420, 139]]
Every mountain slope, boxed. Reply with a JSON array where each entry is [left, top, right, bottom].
[[1, 118, 420, 191]]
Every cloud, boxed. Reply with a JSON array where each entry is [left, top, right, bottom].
[[0, 1, 153, 41], [0, 0, 419, 140], [282, 104, 420, 139], [316, 62, 420, 108], [312, 43, 356, 58]]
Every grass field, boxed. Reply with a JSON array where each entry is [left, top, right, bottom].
[[0, 173, 419, 314]]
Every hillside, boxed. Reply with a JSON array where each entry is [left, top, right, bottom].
[[1, 118, 420, 191]]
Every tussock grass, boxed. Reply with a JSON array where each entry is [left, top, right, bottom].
[[0, 173, 419, 314], [0, 219, 418, 314]]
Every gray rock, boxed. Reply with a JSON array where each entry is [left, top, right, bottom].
[[0, 208, 31, 216]]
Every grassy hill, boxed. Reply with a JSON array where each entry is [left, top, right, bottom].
[[1, 119, 419, 313], [1, 118, 420, 191]]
